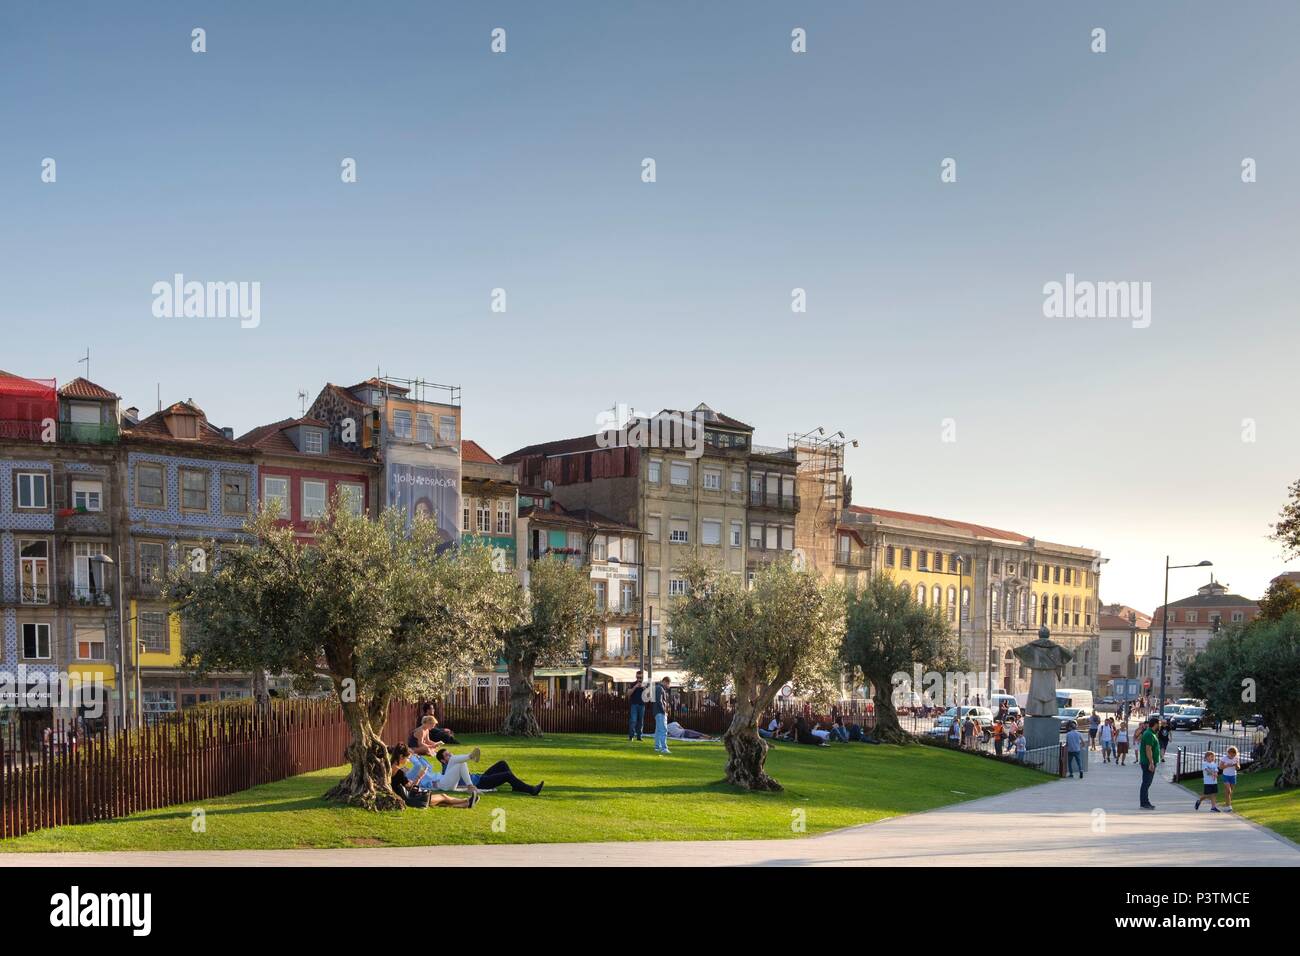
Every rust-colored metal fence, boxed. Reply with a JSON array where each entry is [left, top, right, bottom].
[[0, 699, 422, 841]]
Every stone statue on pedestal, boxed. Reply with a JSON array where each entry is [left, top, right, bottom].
[[1013, 626, 1073, 753], [1014, 626, 1073, 716]]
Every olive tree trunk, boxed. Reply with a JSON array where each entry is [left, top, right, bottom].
[[324, 699, 404, 811], [500, 656, 542, 737], [868, 672, 913, 744], [722, 693, 781, 792]]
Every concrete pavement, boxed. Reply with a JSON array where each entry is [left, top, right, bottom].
[[2, 747, 1295, 866]]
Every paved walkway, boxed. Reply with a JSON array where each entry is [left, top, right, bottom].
[[3, 751, 1296, 867]]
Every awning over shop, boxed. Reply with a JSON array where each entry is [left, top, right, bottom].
[[534, 667, 585, 678], [591, 666, 694, 685]]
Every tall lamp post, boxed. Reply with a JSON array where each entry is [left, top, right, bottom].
[[1156, 558, 1212, 712], [89, 550, 130, 731]]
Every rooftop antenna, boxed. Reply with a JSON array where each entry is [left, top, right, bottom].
[[156, 383, 161, 412], [297, 389, 308, 417], [78, 348, 90, 382]]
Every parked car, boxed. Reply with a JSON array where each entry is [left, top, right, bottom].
[[1170, 706, 1209, 730], [1057, 707, 1090, 732], [927, 706, 995, 740], [1100, 696, 1118, 706], [1242, 714, 1267, 728]]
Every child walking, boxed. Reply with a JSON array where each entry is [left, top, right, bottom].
[[1195, 750, 1222, 812], [1219, 746, 1240, 813]]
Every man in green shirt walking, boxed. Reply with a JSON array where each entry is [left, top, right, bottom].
[[1138, 715, 1162, 809]]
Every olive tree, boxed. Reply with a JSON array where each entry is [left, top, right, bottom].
[[1184, 611, 1300, 788], [499, 556, 601, 737], [168, 498, 520, 810], [670, 558, 844, 791], [841, 573, 953, 744]]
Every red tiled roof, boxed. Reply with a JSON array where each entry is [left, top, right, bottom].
[[122, 400, 246, 450], [461, 439, 499, 464], [502, 433, 601, 462], [58, 377, 118, 401], [846, 505, 1030, 543], [346, 378, 408, 396], [237, 418, 372, 464], [519, 503, 640, 533], [1100, 613, 1143, 630], [1272, 571, 1300, 586]]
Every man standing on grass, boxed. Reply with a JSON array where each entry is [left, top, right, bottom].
[[1138, 715, 1161, 810], [628, 670, 646, 742], [653, 676, 672, 755]]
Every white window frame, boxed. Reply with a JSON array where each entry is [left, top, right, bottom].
[[75, 623, 107, 662], [703, 469, 722, 491], [262, 475, 290, 515], [648, 459, 662, 484], [669, 462, 691, 487], [18, 538, 51, 605], [730, 521, 742, 548], [304, 429, 324, 454], [22, 622, 51, 660], [339, 482, 365, 515], [701, 519, 722, 547], [71, 479, 103, 512], [16, 471, 49, 510], [301, 479, 328, 519]]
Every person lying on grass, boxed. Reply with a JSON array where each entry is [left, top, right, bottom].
[[389, 745, 479, 809], [432, 747, 545, 796]]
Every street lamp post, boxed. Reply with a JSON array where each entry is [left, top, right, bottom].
[[89, 549, 129, 731], [1156, 557, 1212, 713]]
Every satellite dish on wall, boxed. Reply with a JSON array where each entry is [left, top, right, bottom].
[[543, 480, 554, 491]]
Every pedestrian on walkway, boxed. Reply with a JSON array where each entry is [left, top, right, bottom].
[[1219, 746, 1240, 813], [1194, 750, 1222, 812], [1116, 721, 1130, 765], [653, 676, 672, 755], [1088, 711, 1100, 751], [1065, 722, 1084, 777], [627, 670, 646, 741], [1139, 715, 1161, 809], [1100, 717, 1114, 763], [1014, 731, 1027, 762]]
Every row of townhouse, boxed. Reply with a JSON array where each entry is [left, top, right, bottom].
[[0, 370, 487, 742], [502, 403, 1105, 700], [1, 371, 1109, 724]]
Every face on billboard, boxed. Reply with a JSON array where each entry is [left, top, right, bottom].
[[387, 462, 460, 552]]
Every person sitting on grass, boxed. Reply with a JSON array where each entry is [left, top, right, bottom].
[[408, 715, 458, 754], [433, 747, 545, 795], [793, 714, 829, 746], [389, 745, 478, 809]]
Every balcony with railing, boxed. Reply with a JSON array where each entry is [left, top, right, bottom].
[[18, 584, 51, 605], [58, 421, 119, 444], [835, 550, 871, 569], [70, 586, 113, 608], [747, 489, 800, 512]]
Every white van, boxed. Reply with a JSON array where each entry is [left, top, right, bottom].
[[1056, 688, 1094, 713]]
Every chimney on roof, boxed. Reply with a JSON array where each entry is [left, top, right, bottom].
[[221, 427, 234, 440], [124, 406, 139, 424]]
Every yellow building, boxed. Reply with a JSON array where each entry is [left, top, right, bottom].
[[827, 505, 1102, 698]]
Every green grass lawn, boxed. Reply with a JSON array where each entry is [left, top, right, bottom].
[[1, 734, 1046, 853], [1178, 770, 1300, 844]]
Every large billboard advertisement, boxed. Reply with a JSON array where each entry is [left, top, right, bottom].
[[387, 450, 461, 552]]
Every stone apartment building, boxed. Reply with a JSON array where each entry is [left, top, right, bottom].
[[0, 373, 124, 743], [1149, 579, 1259, 695], [1097, 604, 1152, 697], [503, 403, 795, 683]]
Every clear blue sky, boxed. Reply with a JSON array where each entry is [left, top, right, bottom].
[[3, 2, 1298, 612]]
